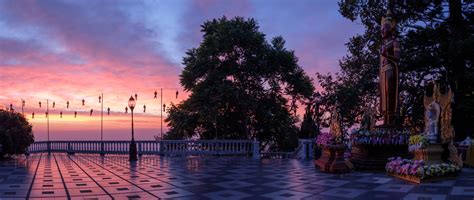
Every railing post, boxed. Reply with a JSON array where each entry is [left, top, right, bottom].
[[67, 142, 75, 155], [47, 141, 51, 154], [308, 140, 314, 159], [138, 142, 142, 156], [252, 139, 260, 160], [100, 142, 105, 156]]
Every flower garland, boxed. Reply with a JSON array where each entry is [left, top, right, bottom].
[[316, 132, 342, 147], [350, 129, 410, 145], [408, 135, 428, 152], [386, 157, 460, 179]]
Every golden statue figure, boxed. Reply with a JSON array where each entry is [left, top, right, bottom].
[[330, 108, 343, 140], [380, 10, 400, 126]]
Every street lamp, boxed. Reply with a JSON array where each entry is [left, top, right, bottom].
[[128, 96, 137, 161]]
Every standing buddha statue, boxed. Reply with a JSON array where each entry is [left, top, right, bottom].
[[380, 9, 400, 126]]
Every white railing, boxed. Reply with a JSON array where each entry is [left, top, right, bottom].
[[296, 139, 315, 159], [260, 139, 315, 159], [27, 140, 257, 157], [26, 139, 314, 159]]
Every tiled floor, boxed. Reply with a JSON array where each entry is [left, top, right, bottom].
[[0, 154, 473, 199]]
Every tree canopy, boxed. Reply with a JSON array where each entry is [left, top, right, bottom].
[[0, 110, 34, 158], [317, 0, 473, 139], [165, 17, 315, 151]]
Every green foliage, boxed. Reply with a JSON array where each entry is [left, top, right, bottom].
[[317, 0, 473, 138], [0, 110, 34, 158], [166, 17, 315, 151]]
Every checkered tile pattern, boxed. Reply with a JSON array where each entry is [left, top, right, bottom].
[[0, 154, 473, 199]]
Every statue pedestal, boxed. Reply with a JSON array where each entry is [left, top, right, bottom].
[[315, 144, 350, 173], [350, 144, 408, 171], [414, 143, 444, 164]]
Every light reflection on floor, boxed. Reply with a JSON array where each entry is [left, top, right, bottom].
[[0, 154, 473, 199]]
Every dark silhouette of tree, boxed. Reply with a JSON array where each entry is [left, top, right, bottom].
[[317, 0, 473, 138], [0, 110, 34, 159], [165, 17, 315, 151], [299, 100, 320, 139]]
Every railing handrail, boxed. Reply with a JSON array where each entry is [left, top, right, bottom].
[[27, 140, 256, 157], [26, 139, 314, 160]]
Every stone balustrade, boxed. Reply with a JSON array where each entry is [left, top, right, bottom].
[[26, 139, 315, 159], [27, 140, 257, 157]]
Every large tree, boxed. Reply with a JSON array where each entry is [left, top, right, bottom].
[[0, 110, 34, 159], [317, 0, 473, 139], [165, 17, 314, 151]]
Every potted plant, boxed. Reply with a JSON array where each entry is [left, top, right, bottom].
[[314, 132, 350, 173]]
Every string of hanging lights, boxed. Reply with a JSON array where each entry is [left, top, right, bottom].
[[2, 88, 183, 145]]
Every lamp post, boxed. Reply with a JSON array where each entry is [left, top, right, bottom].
[[128, 96, 137, 161], [160, 88, 163, 139], [100, 93, 105, 156], [47, 99, 50, 155]]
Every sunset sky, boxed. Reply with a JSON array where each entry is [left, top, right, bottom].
[[0, 0, 363, 141]]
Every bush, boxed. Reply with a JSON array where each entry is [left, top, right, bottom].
[[0, 110, 34, 158]]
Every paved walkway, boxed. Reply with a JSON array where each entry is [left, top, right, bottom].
[[0, 154, 473, 199]]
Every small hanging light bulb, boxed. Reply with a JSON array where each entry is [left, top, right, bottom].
[[45, 111, 48, 117], [99, 96, 101, 103], [90, 109, 93, 116], [52, 101, 55, 108], [154, 91, 158, 99], [107, 107, 110, 115], [135, 93, 138, 101], [60, 111, 63, 118], [143, 105, 146, 113], [67, 101, 70, 109], [125, 107, 128, 114], [32, 112, 35, 119], [74, 111, 77, 118], [82, 99, 85, 106], [163, 103, 166, 111], [39, 101, 42, 108]]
